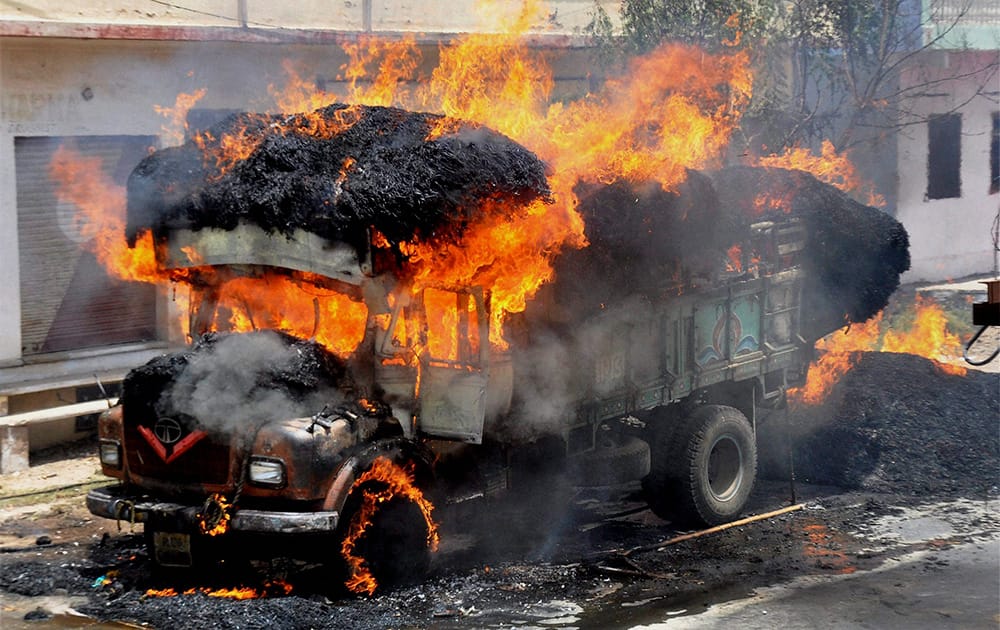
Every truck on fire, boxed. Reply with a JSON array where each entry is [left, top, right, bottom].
[[86, 216, 812, 586], [85, 105, 908, 593]]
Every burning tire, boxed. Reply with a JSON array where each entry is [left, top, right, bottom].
[[337, 458, 439, 595], [645, 405, 757, 527]]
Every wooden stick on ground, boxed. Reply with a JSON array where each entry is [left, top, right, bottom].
[[623, 503, 806, 557]]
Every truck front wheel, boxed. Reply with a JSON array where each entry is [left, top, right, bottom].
[[645, 405, 757, 527], [337, 477, 434, 595]]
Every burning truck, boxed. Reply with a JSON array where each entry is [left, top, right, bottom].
[[85, 103, 908, 594]]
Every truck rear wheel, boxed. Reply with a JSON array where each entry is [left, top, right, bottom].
[[645, 405, 757, 527]]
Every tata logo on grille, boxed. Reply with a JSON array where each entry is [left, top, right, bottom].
[[138, 419, 207, 464], [153, 417, 183, 445]]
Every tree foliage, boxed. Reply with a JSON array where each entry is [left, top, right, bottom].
[[588, 0, 999, 154]]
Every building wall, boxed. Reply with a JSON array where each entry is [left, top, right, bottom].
[[896, 50, 999, 282]]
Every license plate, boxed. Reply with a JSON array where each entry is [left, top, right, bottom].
[[152, 531, 192, 567]]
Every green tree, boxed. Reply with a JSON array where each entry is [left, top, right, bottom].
[[588, 0, 998, 155]]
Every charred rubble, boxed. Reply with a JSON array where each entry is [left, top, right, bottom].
[[759, 352, 1000, 498]]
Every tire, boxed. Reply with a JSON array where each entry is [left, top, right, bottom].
[[645, 405, 757, 527], [569, 435, 651, 487], [338, 480, 432, 595]]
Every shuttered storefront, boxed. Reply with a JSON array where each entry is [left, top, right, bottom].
[[16, 135, 159, 356]]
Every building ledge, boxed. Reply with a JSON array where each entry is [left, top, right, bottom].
[[0, 19, 594, 48], [0, 343, 170, 397]]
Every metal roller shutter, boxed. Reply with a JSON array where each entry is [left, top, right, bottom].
[[16, 135, 159, 356]]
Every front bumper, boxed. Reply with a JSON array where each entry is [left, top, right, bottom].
[[86, 485, 340, 534]]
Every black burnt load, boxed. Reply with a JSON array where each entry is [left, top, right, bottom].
[[126, 103, 551, 250], [122, 330, 354, 433], [551, 170, 730, 314], [709, 166, 910, 342], [555, 166, 908, 342]]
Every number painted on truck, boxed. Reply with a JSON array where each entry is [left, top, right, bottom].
[[595, 351, 626, 392]]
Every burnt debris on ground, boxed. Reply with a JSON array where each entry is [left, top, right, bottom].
[[759, 352, 1000, 498], [126, 103, 552, 252]]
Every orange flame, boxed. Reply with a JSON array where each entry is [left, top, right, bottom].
[[145, 579, 292, 599], [341, 36, 422, 106], [197, 493, 232, 537], [882, 296, 967, 376], [790, 297, 967, 405], [341, 457, 439, 596], [726, 244, 743, 273], [62, 4, 759, 358], [190, 274, 368, 358], [406, 37, 751, 343], [48, 145, 163, 284], [789, 314, 883, 406], [755, 140, 886, 207], [154, 88, 207, 147], [802, 522, 856, 574]]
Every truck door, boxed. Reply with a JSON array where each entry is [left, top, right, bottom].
[[417, 287, 490, 444]]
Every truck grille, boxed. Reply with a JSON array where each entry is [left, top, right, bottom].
[[124, 423, 231, 485]]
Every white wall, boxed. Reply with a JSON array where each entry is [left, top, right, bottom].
[[896, 50, 1000, 282], [0, 40, 18, 361]]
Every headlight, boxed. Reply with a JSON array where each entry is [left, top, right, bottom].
[[248, 456, 286, 488], [99, 439, 122, 468]]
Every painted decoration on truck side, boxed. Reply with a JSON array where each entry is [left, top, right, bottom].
[[695, 298, 761, 366]]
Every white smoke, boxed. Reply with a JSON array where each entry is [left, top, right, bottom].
[[498, 295, 658, 442], [157, 331, 345, 435]]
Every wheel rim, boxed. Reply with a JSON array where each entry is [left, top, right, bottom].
[[707, 434, 743, 502]]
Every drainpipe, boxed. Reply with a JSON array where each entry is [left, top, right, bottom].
[[237, 0, 248, 28], [363, 0, 372, 32]]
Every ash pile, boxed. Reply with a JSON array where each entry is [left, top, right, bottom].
[[760, 353, 1000, 498]]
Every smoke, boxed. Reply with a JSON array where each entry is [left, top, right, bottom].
[[499, 295, 659, 442], [154, 330, 349, 435], [503, 328, 575, 440]]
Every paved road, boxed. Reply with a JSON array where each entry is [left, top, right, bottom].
[[635, 503, 1000, 629]]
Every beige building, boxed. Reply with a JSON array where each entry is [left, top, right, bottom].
[[895, 1, 1000, 281], [0, 1, 613, 469]]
